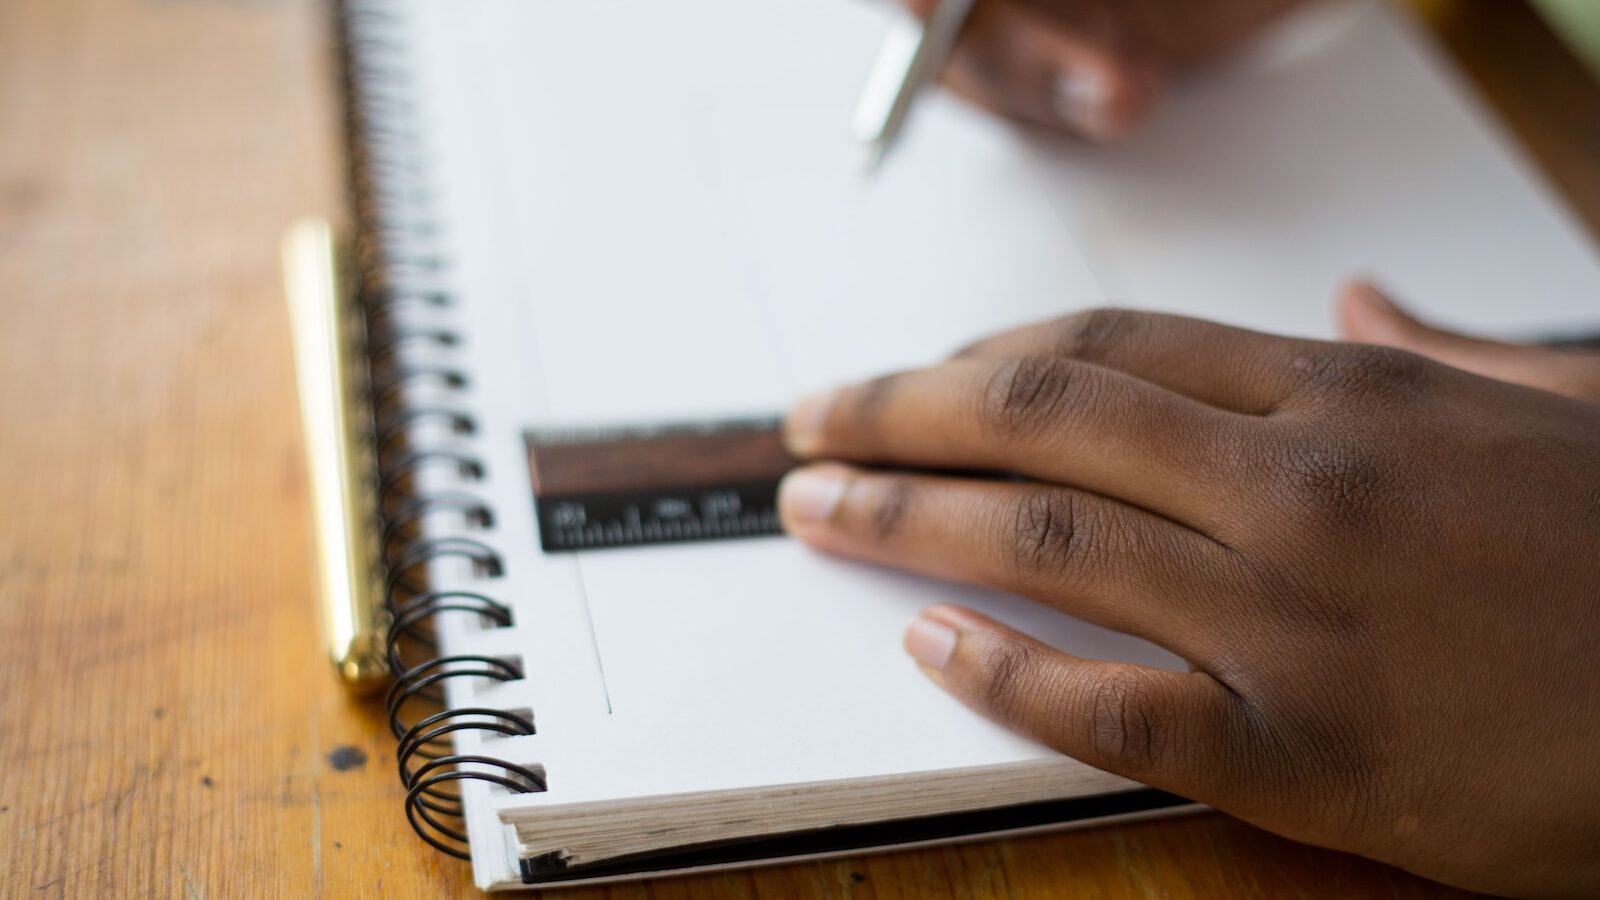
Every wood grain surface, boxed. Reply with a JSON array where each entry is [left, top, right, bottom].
[[1, 1, 1594, 897]]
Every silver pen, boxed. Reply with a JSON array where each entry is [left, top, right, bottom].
[[852, 0, 977, 172]]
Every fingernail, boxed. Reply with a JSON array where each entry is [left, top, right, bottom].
[[904, 612, 958, 671], [784, 390, 835, 457], [778, 465, 849, 526], [1051, 70, 1111, 139]]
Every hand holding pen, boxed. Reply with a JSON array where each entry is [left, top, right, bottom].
[[859, 0, 1311, 163]]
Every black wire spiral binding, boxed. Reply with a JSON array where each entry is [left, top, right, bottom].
[[336, 0, 544, 861]]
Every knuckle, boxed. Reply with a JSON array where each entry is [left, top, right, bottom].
[[978, 639, 1040, 723], [868, 477, 916, 541], [1357, 346, 1432, 388], [1262, 432, 1400, 530], [1291, 346, 1434, 407], [979, 355, 1096, 437], [1008, 490, 1097, 581], [1263, 696, 1395, 848], [1090, 669, 1165, 772], [1053, 308, 1143, 363]]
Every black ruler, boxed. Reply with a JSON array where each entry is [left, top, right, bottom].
[[533, 480, 783, 551], [525, 416, 794, 552]]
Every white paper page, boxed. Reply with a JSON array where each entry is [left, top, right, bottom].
[[390, 0, 1600, 882], [1022, 2, 1600, 338], [438, 0, 1139, 803]]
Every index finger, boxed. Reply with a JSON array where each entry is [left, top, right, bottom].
[[956, 309, 1329, 415], [785, 353, 1256, 533]]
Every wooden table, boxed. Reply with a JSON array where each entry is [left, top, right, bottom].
[[2, 1, 1595, 897]]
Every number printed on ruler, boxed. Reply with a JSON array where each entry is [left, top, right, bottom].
[[524, 416, 795, 552]]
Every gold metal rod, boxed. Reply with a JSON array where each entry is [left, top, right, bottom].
[[283, 217, 391, 694]]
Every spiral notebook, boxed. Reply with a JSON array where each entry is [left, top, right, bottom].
[[291, 0, 1600, 890]]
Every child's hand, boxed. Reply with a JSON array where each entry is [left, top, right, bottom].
[[779, 285, 1600, 898]]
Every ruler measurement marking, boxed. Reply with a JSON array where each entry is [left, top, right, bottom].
[[527, 416, 793, 552], [538, 484, 786, 552]]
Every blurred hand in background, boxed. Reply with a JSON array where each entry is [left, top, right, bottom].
[[901, 0, 1313, 139]]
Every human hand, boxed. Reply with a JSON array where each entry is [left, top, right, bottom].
[[778, 289, 1600, 897], [898, 0, 1312, 140], [1338, 281, 1600, 402]]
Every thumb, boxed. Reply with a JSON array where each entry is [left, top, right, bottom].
[[904, 605, 1257, 801], [1337, 281, 1600, 401]]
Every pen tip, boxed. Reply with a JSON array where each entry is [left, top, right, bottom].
[[861, 142, 888, 176]]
